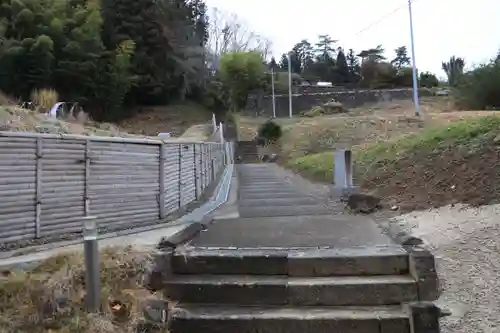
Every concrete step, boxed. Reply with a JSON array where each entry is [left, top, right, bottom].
[[239, 197, 319, 207], [239, 180, 288, 186], [169, 304, 410, 333], [163, 274, 418, 306], [238, 204, 332, 217], [172, 246, 409, 276], [238, 191, 306, 200], [239, 185, 297, 192]]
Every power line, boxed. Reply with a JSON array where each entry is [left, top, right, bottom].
[[338, 0, 422, 45]]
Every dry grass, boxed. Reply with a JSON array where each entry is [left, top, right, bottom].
[[236, 97, 500, 162], [247, 95, 500, 211], [118, 102, 212, 138], [0, 246, 166, 333], [0, 105, 135, 137], [0, 101, 212, 142], [30, 89, 59, 114]]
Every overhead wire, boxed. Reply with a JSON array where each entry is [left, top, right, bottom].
[[336, 0, 422, 46]]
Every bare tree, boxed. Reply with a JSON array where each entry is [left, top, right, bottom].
[[206, 7, 272, 72]]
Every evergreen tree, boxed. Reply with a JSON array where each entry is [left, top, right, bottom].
[[346, 48, 361, 83], [335, 48, 350, 83], [391, 46, 411, 70]]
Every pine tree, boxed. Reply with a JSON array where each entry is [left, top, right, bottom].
[[335, 48, 349, 83]]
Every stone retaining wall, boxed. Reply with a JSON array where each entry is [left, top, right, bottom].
[[244, 88, 432, 117]]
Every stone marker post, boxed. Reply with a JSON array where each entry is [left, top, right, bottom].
[[333, 149, 355, 198]]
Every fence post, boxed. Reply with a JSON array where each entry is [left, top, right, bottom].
[[219, 122, 224, 143], [178, 144, 182, 209], [193, 144, 198, 199], [84, 140, 91, 216], [203, 145, 207, 189], [211, 158, 216, 181], [83, 216, 100, 312], [35, 137, 43, 238], [212, 113, 217, 134], [208, 145, 213, 183], [159, 144, 165, 219]]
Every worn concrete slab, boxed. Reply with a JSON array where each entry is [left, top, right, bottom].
[[0, 223, 186, 270], [172, 245, 408, 276], [239, 197, 318, 207], [238, 205, 332, 218], [287, 245, 408, 277], [239, 190, 306, 198], [239, 186, 298, 193], [239, 181, 287, 186], [164, 274, 417, 306], [173, 247, 288, 275], [189, 215, 393, 248], [189, 163, 391, 250], [239, 186, 299, 194], [170, 305, 409, 333]]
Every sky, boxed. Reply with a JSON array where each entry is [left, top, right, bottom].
[[204, 0, 499, 79]]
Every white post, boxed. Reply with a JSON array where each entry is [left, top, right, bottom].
[[271, 67, 276, 118], [408, 0, 420, 117], [212, 113, 217, 134], [287, 53, 293, 118], [219, 123, 224, 143]]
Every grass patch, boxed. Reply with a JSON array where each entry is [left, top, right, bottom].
[[290, 115, 500, 182], [357, 115, 500, 170], [0, 246, 165, 333], [287, 152, 334, 182], [288, 115, 500, 210]]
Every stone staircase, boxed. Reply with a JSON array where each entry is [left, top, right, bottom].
[[147, 164, 444, 333], [161, 244, 442, 333], [235, 140, 259, 163]]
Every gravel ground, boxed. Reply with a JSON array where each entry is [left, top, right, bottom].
[[278, 164, 500, 332], [391, 203, 500, 333]]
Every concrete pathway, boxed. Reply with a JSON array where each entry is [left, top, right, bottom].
[[190, 164, 392, 248]]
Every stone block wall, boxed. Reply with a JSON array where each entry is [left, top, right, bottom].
[[244, 88, 432, 117]]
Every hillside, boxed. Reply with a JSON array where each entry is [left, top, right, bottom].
[[236, 97, 500, 212], [0, 100, 212, 141], [290, 115, 500, 211]]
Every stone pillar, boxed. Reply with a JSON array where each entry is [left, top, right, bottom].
[[144, 249, 174, 292], [406, 245, 441, 301], [405, 302, 442, 333]]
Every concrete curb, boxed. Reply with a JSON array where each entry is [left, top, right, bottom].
[[157, 216, 215, 249], [0, 164, 235, 260]]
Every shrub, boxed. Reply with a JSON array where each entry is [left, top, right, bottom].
[[300, 106, 324, 117], [419, 71, 439, 88], [257, 120, 282, 143], [456, 58, 500, 110]]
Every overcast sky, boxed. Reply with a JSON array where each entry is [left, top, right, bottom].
[[204, 0, 499, 79]]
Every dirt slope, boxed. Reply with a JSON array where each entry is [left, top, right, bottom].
[[359, 116, 500, 211], [238, 97, 500, 212]]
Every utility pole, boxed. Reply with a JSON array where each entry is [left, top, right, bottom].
[[408, 0, 420, 116], [271, 67, 276, 118], [287, 52, 293, 118]]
